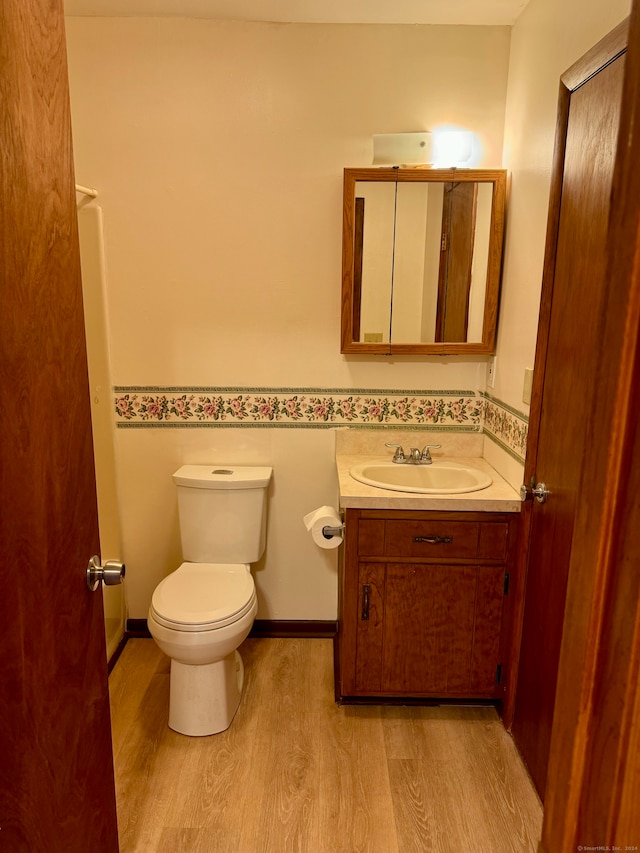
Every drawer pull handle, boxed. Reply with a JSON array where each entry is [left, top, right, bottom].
[[361, 584, 371, 621], [413, 535, 453, 545]]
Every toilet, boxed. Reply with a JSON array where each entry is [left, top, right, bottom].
[[148, 464, 272, 736]]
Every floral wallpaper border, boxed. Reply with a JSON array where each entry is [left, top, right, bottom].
[[113, 386, 528, 461], [481, 392, 529, 463], [114, 386, 483, 430]]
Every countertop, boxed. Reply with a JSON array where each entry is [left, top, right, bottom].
[[336, 454, 522, 512]]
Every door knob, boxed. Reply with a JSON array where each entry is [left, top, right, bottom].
[[520, 482, 551, 504], [86, 555, 126, 591]]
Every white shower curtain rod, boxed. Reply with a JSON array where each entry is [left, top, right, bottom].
[[75, 183, 98, 198]]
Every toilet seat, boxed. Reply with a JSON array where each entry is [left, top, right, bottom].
[[150, 562, 256, 632]]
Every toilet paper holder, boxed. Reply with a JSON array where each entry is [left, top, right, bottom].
[[303, 505, 344, 550]]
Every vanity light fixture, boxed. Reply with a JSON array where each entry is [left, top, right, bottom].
[[431, 129, 474, 168], [372, 132, 433, 166], [371, 129, 477, 168]]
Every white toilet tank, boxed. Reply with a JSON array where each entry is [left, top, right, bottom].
[[173, 465, 272, 564]]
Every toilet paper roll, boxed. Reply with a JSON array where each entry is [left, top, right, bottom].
[[303, 506, 344, 549]]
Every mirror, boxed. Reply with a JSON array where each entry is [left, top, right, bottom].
[[341, 168, 507, 355]]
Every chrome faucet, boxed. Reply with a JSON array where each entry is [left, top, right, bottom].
[[385, 443, 441, 464]]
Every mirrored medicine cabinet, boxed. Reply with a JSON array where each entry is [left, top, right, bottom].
[[340, 167, 507, 355]]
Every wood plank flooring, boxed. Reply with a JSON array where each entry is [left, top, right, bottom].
[[109, 638, 542, 852]]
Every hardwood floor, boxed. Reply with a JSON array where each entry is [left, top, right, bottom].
[[109, 638, 542, 852]]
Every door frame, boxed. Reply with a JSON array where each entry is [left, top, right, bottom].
[[502, 18, 629, 732]]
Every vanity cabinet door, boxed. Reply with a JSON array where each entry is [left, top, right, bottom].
[[381, 563, 505, 695], [354, 563, 385, 693]]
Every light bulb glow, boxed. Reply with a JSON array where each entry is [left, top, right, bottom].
[[432, 130, 474, 167]]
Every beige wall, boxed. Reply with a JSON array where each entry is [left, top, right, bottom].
[[66, 19, 511, 620], [491, 0, 630, 416], [66, 20, 509, 387], [67, 6, 631, 621]]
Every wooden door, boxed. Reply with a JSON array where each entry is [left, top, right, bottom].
[[542, 4, 640, 847], [0, 1, 119, 850], [511, 23, 627, 800], [436, 181, 477, 341]]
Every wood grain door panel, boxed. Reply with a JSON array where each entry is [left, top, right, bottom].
[[541, 13, 640, 847], [470, 565, 508, 693], [436, 181, 477, 341], [354, 563, 386, 693], [382, 563, 476, 694], [0, 1, 119, 849], [381, 563, 504, 695], [513, 43, 625, 800]]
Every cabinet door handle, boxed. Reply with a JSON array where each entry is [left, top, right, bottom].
[[413, 535, 453, 545], [361, 584, 371, 620]]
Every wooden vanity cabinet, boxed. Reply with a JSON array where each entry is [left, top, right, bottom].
[[337, 508, 519, 702]]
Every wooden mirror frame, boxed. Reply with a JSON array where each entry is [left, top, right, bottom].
[[340, 167, 507, 355]]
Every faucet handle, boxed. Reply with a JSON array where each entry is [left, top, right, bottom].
[[420, 444, 441, 462], [385, 442, 406, 463]]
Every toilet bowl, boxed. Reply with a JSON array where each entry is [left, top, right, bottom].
[[148, 562, 258, 735], [147, 465, 272, 736]]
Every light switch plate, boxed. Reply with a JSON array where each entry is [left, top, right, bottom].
[[523, 368, 534, 404], [487, 357, 496, 389]]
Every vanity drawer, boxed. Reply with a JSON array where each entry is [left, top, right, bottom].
[[357, 519, 386, 556], [384, 519, 509, 560]]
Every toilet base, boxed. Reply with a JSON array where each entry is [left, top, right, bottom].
[[168, 650, 245, 736]]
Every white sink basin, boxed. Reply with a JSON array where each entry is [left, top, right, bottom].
[[349, 460, 492, 494]]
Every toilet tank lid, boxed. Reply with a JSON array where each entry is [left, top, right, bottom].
[[173, 465, 272, 490]]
